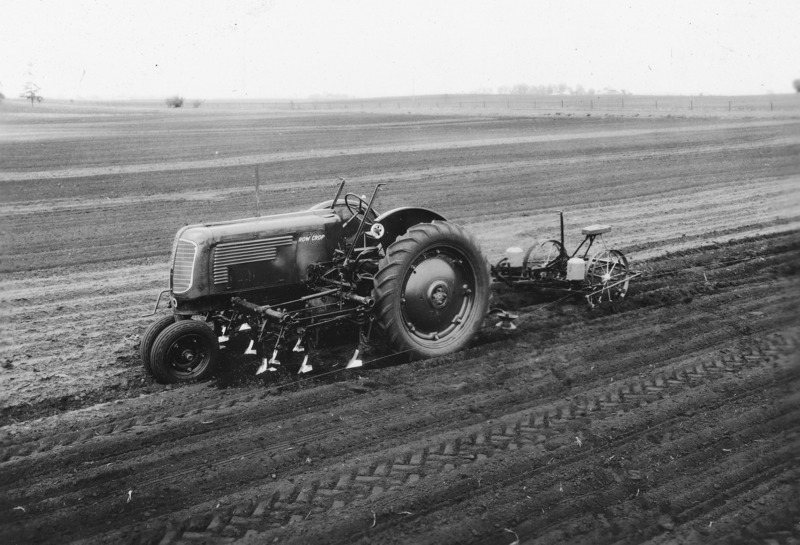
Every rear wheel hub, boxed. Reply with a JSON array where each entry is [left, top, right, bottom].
[[428, 281, 450, 308], [401, 250, 474, 341]]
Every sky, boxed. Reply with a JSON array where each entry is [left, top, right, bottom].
[[1, 0, 798, 100]]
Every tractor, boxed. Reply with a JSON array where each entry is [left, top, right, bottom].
[[141, 180, 492, 383]]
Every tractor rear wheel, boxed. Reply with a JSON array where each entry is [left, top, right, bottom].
[[150, 320, 219, 383], [373, 221, 490, 359], [140, 315, 176, 376]]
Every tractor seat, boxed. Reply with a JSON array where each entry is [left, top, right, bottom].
[[581, 224, 611, 236]]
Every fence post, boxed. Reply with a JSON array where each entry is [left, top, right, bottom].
[[728, 101, 731, 111], [770, 101, 773, 111], [561, 99, 564, 108], [690, 100, 693, 111], [655, 100, 658, 110]]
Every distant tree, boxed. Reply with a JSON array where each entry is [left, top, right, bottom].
[[511, 83, 529, 95], [165, 95, 184, 108], [0, 91, 5, 102], [794, 79, 800, 93], [497, 85, 511, 95], [21, 87, 43, 105], [191, 99, 203, 108], [21, 63, 43, 106], [21, 82, 43, 105]]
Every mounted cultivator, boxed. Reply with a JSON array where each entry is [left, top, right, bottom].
[[141, 180, 637, 383]]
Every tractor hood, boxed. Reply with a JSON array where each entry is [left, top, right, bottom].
[[170, 209, 342, 307]]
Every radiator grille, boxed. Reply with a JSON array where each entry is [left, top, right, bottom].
[[172, 239, 198, 294], [213, 235, 294, 285]]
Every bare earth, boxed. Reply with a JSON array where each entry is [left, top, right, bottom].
[[1, 101, 799, 544]]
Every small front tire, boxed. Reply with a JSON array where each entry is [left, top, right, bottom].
[[150, 320, 219, 383], [140, 315, 176, 376]]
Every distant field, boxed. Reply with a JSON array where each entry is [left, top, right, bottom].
[[325, 92, 800, 116], [1, 101, 798, 273], [3, 91, 798, 117]]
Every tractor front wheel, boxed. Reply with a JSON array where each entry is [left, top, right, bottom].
[[140, 315, 176, 376], [150, 320, 219, 383], [373, 221, 490, 359]]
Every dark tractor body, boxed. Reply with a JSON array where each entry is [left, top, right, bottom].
[[142, 181, 490, 383], [169, 209, 343, 315]]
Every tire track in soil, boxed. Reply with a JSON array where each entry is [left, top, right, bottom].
[[56, 311, 798, 544], [264, 334, 799, 545], [312, 383, 799, 545]]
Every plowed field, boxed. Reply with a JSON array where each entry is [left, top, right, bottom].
[[1, 102, 799, 544]]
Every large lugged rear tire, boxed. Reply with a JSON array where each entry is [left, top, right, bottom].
[[372, 221, 490, 359], [140, 315, 176, 376], [150, 320, 219, 383]]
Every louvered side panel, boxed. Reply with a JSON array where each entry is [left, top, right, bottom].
[[172, 239, 197, 294], [212, 236, 294, 285]]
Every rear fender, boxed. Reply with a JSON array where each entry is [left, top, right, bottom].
[[373, 207, 447, 249]]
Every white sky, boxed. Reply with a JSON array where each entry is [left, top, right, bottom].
[[1, 0, 798, 99]]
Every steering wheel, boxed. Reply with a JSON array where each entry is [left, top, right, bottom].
[[344, 193, 374, 228]]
